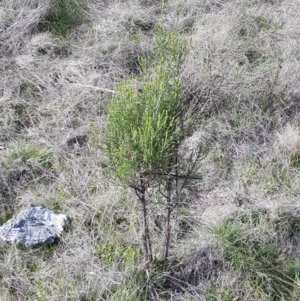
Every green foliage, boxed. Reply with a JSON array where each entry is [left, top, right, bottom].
[[215, 209, 300, 301], [149, 258, 167, 289], [104, 24, 187, 186], [27, 263, 38, 273], [19, 82, 41, 100], [34, 280, 50, 301], [176, 207, 195, 240], [253, 16, 284, 31], [0, 211, 13, 226], [7, 145, 53, 169], [13, 102, 36, 132], [265, 161, 292, 194], [205, 288, 234, 301], [43, 0, 86, 37], [96, 238, 140, 267], [291, 152, 300, 169], [105, 77, 181, 184], [94, 201, 141, 267], [101, 269, 150, 301]]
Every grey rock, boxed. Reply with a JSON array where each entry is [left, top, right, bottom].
[[0, 204, 67, 246]]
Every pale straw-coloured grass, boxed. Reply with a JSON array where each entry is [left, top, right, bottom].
[[1, 0, 300, 299]]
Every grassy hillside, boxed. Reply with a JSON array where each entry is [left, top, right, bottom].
[[1, 0, 300, 300]]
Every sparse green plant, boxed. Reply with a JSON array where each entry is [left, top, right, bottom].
[[205, 288, 234, 301], [101, 269, 150, 301], [7, 144, 53, 169], [291, 152, 300, 169], [175, 207, 195, 240], [0, 210, 13, 226], [42, 0, 86, 37], [215, 208, 300, 301], [26, 262, 38, 273], [19, 82, 41, 100], [96, 238, 140, 267]]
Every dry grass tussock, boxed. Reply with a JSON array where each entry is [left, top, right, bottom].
[[1, 0, 300, 300]]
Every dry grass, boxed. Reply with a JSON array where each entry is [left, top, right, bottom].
[[1, 0, 300, 300]]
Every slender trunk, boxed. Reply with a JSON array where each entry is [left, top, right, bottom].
[[140, 189, 153, 271], [163, 179, 172, 267], [133, 182, 155, 298]]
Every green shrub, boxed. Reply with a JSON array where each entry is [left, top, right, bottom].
[[104, 28, 186, 186], [103, 24, 189, 270]]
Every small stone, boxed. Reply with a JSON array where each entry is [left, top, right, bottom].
[[0, 204, 67, 246]]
